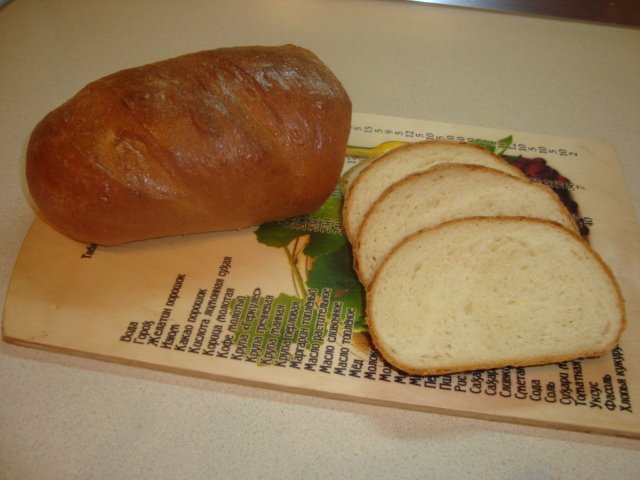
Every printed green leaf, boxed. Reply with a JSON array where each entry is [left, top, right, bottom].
[[254, 222, 305, 248], [472, 134, 513, 156], [309, 195, 342, 221], [303, 232, 346, 258], [495, 135, 513, 156], [306, 243, 361, 292], [334, 283, 366, 330]]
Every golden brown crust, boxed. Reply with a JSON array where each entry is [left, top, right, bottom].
[[26, 45, 351, 245], [365, 216, 626, 376]]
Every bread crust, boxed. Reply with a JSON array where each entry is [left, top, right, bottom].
[[342, 140, 525, 242], [353, 163, 580, 285], [366, 216, 626, 376], [26, 45, 351, 245]]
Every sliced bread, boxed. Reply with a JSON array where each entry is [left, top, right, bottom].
[[340, 158, 372, 196], [342, 140, 525, 242], [366, 217, 625, 376], [355, 164, 578, 285]]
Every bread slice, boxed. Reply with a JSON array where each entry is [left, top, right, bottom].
[[340, 158, 372, 196], [341, 141, 407, 194], [342, 140, 525, 242], [366, 217, 625, 376], [355, 164, 579, 285]]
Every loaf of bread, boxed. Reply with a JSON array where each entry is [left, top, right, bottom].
[[354, 164, 579, 285], [342, 140, 525, 242], [367, 217, 625, 375], [26, 44, 352, 245]]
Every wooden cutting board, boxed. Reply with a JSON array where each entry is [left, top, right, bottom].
[[4, 113, 640, 438]]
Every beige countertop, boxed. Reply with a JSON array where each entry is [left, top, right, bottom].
[[1, 0, 639, 478]]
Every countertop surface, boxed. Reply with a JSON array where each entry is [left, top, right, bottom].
[[1, 1, 639, 478]]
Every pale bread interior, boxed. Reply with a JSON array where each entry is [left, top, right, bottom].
[[340, 158, 371, 196], [366, 217, 625, 376], [355, 163, 579, 285], [342, 140, 525, 242]]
